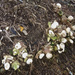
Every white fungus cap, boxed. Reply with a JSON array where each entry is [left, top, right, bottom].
[[58, 50, 61, 53], [15, 42, 21, 49], [58, 33, 61, 36], [4, 62, 10, 70], [56, 3, 61, 9], [46, 53, 52, 59], [7, 56, 13, 60], [26, 58, 33, 64], [3, 55, 13, 60], [60, 43, 65, 49], [51, 21, 59, 29], [57, 43, 65, 54], [61, 38, 67, 43], [72, 25, 75, 30], [69, 39, 73, 44], [49, 30, 55, 36], [68, 15, 74, 21], [58, 49, 64, 54], [61, 30, 66, 37], [57, 44, 60, 50], [70, 31, 73, 36], [39, 53, 45, 59], [13, 51, 17, 55], [66, 27, 71, 33], [71, 36, 75, 39], [2, 59, 6, 64], [22, 53, 28, 58]]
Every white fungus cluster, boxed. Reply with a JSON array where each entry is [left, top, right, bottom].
[[21, 49, 33, 64], [38, 52, 52, 59], [2, 42, 33, 70], [14, 42, 33, 65], [2, 55, 13, 70], [1, 3, 75, 71], [48, 18, 74, 53], [47, 2, 74, 53], [47, 3, 74, 53]]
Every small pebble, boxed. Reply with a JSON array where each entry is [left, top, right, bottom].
[[22, 30, 28, 35]]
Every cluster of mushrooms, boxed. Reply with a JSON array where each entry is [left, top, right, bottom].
[[1, 3, 75, 71]]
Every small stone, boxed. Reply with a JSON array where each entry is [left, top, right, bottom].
[[22, 30, 28, 35]]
